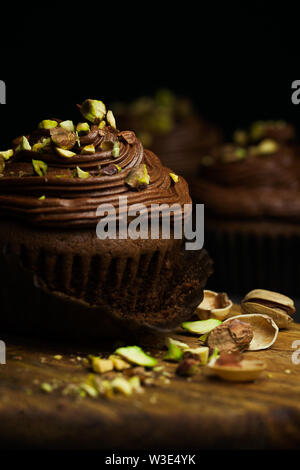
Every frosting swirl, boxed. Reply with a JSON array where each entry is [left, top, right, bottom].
[[0, 115, 190, 228]]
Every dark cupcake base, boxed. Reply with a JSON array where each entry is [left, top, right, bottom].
[[204, 218, 300, 298]]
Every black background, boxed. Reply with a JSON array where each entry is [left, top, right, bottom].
[[0, 3, 299, 145]]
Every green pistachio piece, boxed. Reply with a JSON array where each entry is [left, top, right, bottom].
[[184, 347, 209, 365], [169, 172, 179, 183], [256, 139, 279, 155], [76, 122, 90, 134], [50, 127, 76, 150], [59, 120, 75, 132], [38, 120, 58, 130], [32, 138, 51, 153], [233, 129, 248, 146], [182, 319, 222, 335], [112, 141, 120, 158], [81, 144, 95, 155], [39, 195, 46, 200], [100, 140, 114, 151], [79, 383, 98, 398], [106, 110, 116, 128], [166, 337, 189, 350], [0, 156, 5, 173], [80, 99, 106, 123], [32, 159, 48, 177], [128, 376, 143, 393], [0, 149, 13, 160], [76, 166, 89, 179], [199, 333, 209, 343], [15, 136, 31, 153], [111, 377, 133, 396], [114, 164, 121, 172], [56, 148, 76, 158], [163, 343, 183, 362], [235, 148, 247, 159], [115, 346, 157, 367], [208, 347, 220, 364], [98, 120, 106, 129], [41, 383, 53, 393], [125, 163, 150, 190]]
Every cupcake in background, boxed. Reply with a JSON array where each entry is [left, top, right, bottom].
[[191, 120, 300, 296], [112, 89, 222, 181]]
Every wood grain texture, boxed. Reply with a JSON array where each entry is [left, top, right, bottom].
[[0, 308, 300, 450]]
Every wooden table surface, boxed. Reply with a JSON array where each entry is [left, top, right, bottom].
[[1, 309, 300, 450]]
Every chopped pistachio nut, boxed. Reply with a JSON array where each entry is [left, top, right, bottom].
[[56, 148, 76, 158], [50, 127, 77, 150], [208, 347, 220, 364], [169, 172, 179, 183], [53, 354, 62, 360], [112, 141, 120, 158], [115, 346, 157, 367], [125, 164, 150, 190], [100, 140, 114, 151], [41, 382, 53, 393], [111, 377, 132, 396], [106, 110, 116, 128], [59, 120, 75, 132], [182, 318, 222, 335], [199, 333, 209, 343], [184, 347, 209, 365], [257, 139, 279, 155], [15, 136, 31, 153], [163, 343, 183, 362], [167, 337, 189, 350], [76, 166, 89, 179], [98, 120, 106, 129], [109, 355, 131, 371], [80, 99, 106, 123], [38, 120, 58, 130], [128, 376, 143, 393], [0, 149, 13, 160], [79, 383, 98, 398], [32, 159, 48, 177], [32, 137, 51, 153], [39, 195, 46, 200], [176, 358, 199, 377], [76, 122, 90, 134], [90, 356, 114, 374], [81, 144, 95, 155]]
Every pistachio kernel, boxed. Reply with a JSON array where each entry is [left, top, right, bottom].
[[125, 164, 150, 190], [15, 136, 31, 153], [39, 195, 46, 200], [81, 144, 95, 155], [32, 159, 48, 177], [106, 110, 116, 128], [163, 343, 183, 362], [59, 120, 75, 132], [76, 122, 90, 134], [169, 172, 179, 183], [32, 138, 51, 153], [56, 148, 76, 158], [98, 120, 106, 129], [112, 141, 120, 158], [76, 166, 89, 179], [256, 139, 279, 155], [80, 99, 106, 124], [38, 120, 58, 130], [0, 149, 13, 160], [50, 127, 77, 150]]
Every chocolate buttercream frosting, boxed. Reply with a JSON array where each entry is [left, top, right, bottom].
[[0, 102, 190, 228], [192, 132, 300, 220]]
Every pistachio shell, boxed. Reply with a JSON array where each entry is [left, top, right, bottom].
[[195, 290, 233, 321], [224, 314, 278, 351], [207, 359, 266, 382], [241, 289, 295, 329]]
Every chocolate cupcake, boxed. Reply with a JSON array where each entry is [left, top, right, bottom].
[[191, 120, 300, 296], [112, 89, 222, 181], [0, 99, 212, 341]]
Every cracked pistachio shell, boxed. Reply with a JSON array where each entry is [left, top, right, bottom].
[[38, 120, 58, 130], [224, 314, 279, 351], [80, 99, 106, 123], [32, 159, 48, 177], [76, 166, 89, 179], [241, 289, 295, 329], [76, 122, 90, 134], [115, 346, 157, 367], [50, 127, 76, 150], [106, 110, 116, 128], [59, 120, 75, 132], [0, 149, 13, 160], [56, 148, 76, 158], [15, 136, 31, 152], [81, 144, 95, 155], [207, 359, 266, 382], [196, 290, 233, 321], [125, 163, 150, 190]]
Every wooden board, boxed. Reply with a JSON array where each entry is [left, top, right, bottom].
[[1, 307, 300, 450]]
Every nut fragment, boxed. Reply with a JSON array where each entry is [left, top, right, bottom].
[[50, 127, 76, 150], [106, 110, 116, 129], [207, 319, 253, 353], [0, 149, 13, 160], [90, 357, 114, 374], [32, 159, 48, 177], [15, 136, 31, 153], [38, 120, 58, 130], [56, 148, 76, 158], [182, 318, 222, 335], [59, 120, 75, 132], [241, 289, 295, 329], [176, 358, 199, 377], [196, 290, 233, 321], [80, 99, 106, 124], [115, 346, 157, 367], [125, 164, 150, 190], [224, 314, 279, 351], [81, 144, 95, 155]]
